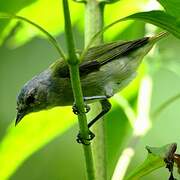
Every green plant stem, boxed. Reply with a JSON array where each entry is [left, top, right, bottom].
[[69, 65, 95, 180], [84, 1, 106, 180], [62, 0, 95, 180], [0, 13, 66, 59], [84, 0, 104, 47]]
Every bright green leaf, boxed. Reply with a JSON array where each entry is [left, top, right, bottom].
[[0, 0, 37, 44], [126, 153, 165, 180], [1, 0, 149, 47], [84, 10, 180, 57], [92, 10, 180, 45], [125, 143, 177, 180], [123, 10, 180, 39], [0, 107, 76, 180], [0, 0, 153, 49], [0, 0, 36, 13], [0, 0, 84, 47], [0, 13, 66, 59], [157, 0, 180, 17], [146, 143, 177, 159], [11, 0, 83, 46]]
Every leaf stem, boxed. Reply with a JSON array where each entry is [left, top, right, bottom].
[[0, 13, 66, 59], [84, 1, 106, 180], [84, 0, 104, 47], [62, 1, 95, 180]]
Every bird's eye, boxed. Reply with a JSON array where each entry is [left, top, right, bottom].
[[26, 94, 35, 105]]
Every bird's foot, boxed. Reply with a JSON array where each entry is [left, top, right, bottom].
[[72, 103, 90, 115], [76, 130, 95, 145]]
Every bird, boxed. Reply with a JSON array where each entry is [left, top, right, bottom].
[[16, 32, 168, 144]]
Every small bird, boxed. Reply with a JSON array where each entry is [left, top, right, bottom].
[[16, 32, 168, 143]]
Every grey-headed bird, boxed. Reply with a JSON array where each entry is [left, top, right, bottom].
[[16, 32, 168, 144]]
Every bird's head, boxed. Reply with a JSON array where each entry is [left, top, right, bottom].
[[16, 76, 49, 125]]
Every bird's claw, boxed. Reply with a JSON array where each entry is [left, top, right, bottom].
[[72, 104, 79, 115], [85, 104, 90, 113], [76, 130, 95, 145], [72, 103, 90, 115]]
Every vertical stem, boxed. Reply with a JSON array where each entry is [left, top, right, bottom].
[[69, 65, 95, 180], [85, 1, 106, 180], [85, 0, 104, 47], [62, 1, 95, 180]]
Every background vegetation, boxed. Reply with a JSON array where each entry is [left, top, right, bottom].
[[0, 0, 180, 179]]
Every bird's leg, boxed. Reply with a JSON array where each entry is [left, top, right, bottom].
[[73, 96, 111, 145], [76, 131, 95, 145], [84, 95, 108, 102], [87, 99, 111, 128], [72, 95, 107, 115], [72, 102, 90, 115]]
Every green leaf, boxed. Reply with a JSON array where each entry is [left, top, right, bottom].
[[123, 10, 180, 39], [125, 143, 177, 180], [0, 0, 36, 13], [0, 0, 83, 47], [0, 13, 66, 59], [126, 153, 165, 180], [157, 0, 180, 17], [0, 107, 76, 180], [0, 0, 37, 44], [83, 10, 180, 57], [0, 0, 149, 47]]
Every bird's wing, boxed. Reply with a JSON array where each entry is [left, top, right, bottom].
[[50, 59, 69, 78], [83, 37, 149, 65], [51, 37, 149, 78], [78, 37, 149, 75]]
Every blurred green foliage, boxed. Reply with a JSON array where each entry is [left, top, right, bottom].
[[0, 0, 37, 44], [0, 107, 76, 180], [0, 0, 180, 180], [157, 0, 180, 17]]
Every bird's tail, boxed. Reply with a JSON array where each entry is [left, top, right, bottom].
[[149, 31, 170, 43]]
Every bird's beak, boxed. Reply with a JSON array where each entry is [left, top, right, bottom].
[[15, 112, 25, 126]]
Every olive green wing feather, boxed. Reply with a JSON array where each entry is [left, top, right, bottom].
[[83, 37, 149, 64], [50, 37, 149, 78], [50, 59, 69, 78], [79, 37, 149, 75]]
